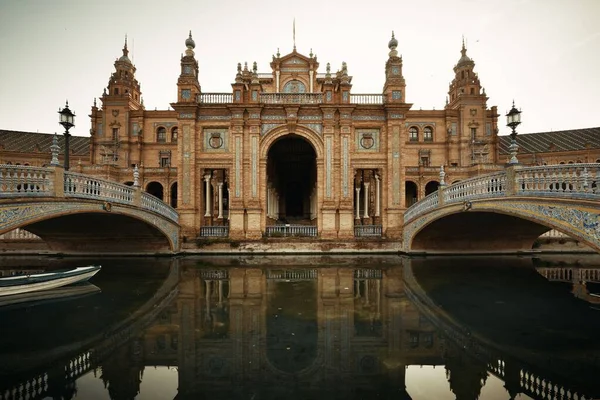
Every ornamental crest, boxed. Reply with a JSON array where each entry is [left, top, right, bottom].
[[356, 129, 380, 152], [209, 132, 224, 149], [204, 129, 228, 152]]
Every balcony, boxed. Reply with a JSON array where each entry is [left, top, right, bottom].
[[199, 226, 229, 237], [265, 225, 318, 237], [354, 225, 383, 237], [260, 93, 323, 105]]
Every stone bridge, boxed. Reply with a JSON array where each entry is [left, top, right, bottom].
[[0, 165, 180, 253], [403, 163, 600, 254]]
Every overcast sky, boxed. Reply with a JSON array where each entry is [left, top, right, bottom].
[[0, 0, 598, 137]]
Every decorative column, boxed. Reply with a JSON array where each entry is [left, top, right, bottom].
[[217, 182, 224, 219], [204, 174, 212, 217], [355, 187, 361, 219], [276, 70, 280, 92], [374, 174, 380, 217], [50, 134, 60, 166], [363, 182, 370, 219]]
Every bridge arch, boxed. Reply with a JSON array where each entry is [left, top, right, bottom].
[[404, 198, 600, 253], [0, 200, 179, 252]]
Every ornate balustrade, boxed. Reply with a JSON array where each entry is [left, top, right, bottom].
[[442, 172, 507, 204], [197, 93, 233, 104], [404, 164, 600, 224], [515, 164, 600, 198], [260, 93, 323, 104], [0, 166, 179, 225], [0, 165, 54, 197], [199, 226, 229, 237], [64, 171, 134, 204], [266, 269, 318, 280], [354, 225, 383, 237], [140, 192, 179, 222], [265, 225, 317, 237], [403, 191, 440, 222], [350, 94, 384, 104]]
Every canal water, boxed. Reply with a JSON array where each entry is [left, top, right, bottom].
[[0, 254, 599, 400]]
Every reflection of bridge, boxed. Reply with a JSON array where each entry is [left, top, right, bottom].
[[0, 263, 179, 400], [536, 266, 600, 304], [403, 164, 600, 254], [0, 165, 180, 252], [402, 262, 600, 400]]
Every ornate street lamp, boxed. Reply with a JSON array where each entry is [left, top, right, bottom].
[[506, 100, 522, 165], [58, 100, 75, 170]]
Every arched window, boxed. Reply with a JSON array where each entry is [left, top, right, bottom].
[[423, 127, 433, 142], [171, 127, 178, 143], [157, 127, 167, 143], [409, 127, 419, 142]]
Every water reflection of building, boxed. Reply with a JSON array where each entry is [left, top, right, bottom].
[[536, 266, 600, 304], [135, 264, 470, 399]]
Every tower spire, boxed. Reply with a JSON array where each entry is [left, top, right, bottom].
[[293, 18, 296, 50]]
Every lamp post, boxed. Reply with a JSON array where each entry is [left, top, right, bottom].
[[506, 100, 522, 165], [58, 101, 75, 170]]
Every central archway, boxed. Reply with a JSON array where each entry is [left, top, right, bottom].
[[266, 135, 317, 224]]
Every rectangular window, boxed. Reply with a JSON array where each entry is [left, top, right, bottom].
[[160, 157, 171, 167], [112, 128, 119, 140], [235, 90, 241, 101], [471, 128, 477, 140], [420, 156, 430, 167]]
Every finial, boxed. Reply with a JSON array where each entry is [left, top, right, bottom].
[[50, 134, 60, 166], [277, 48, 280, 58], [237, 62, 242, 72], [309, 48, 313, 58], [133, 164, 140, 187], [439, 165, 446, 186], [326, 62, 330, 74], [388, 31, 399, 57], [293, 18, 296, 50], [93, 98, 97, 107], [461, 35, 467, 56], [244, 61, 248, 71], [103, 87, 107, 96], [141, 97, 144, 107], [253, 61, 257, 73], [123, 35, 129, 57]]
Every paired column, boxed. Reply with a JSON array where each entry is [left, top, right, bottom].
[[363, 182, 370, 218], [217, 182, 224, 219], [374, 174, 380, 217], [204, 174, 212, 217], [355, 187, 361, 219]]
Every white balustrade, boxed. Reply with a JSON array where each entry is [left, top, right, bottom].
[[64, 171, 134, 203], [198, 93, 233, 103], [265, 225, 317, 237], [404, 192, 439, 222], [140, 192, 179, 222], [260, 93, 323, 104], [516, 163, 600, 197], [443, 172, 507, 204], [349, 94, 384, 104], [199, 226, 229, 237], [0, 165, 53, 197], [354, 225, 383, 237]]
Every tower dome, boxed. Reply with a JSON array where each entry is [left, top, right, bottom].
[[185, 31, 195, 49]]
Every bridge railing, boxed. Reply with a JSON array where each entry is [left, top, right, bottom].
[[0, 166, 179, 225], [0, 165, 54, 197], [404, 163, 600, 224], [64, 171, 134, 203], [515, 164, 600, 198]]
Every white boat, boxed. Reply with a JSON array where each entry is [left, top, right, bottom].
[[0, 266, 101, 297]]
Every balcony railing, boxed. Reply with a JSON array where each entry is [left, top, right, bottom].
[[350, 94, 384, 104], [198, 93, 233, 104], [199, 226, 229, 237], [260, 93, 323, 104], [265, 225, 317, 237], [354, 225, 383, 237]]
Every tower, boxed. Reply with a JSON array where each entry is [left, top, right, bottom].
[[177, 31, 201, 103], [383, 32, 406, 103], [93, 37, 143, 167], [446, 39, 498, 166]]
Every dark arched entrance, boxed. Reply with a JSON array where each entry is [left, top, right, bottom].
[[170, 182, 178, 208], [425, 181, 439, 196], [267, 136, 317, 224], [146, 181, 164, 200], [405, 181, 418, 207]]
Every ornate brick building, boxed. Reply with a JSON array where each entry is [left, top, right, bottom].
[[87, 32, 504, 242], [2, 32, 599, 245]]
